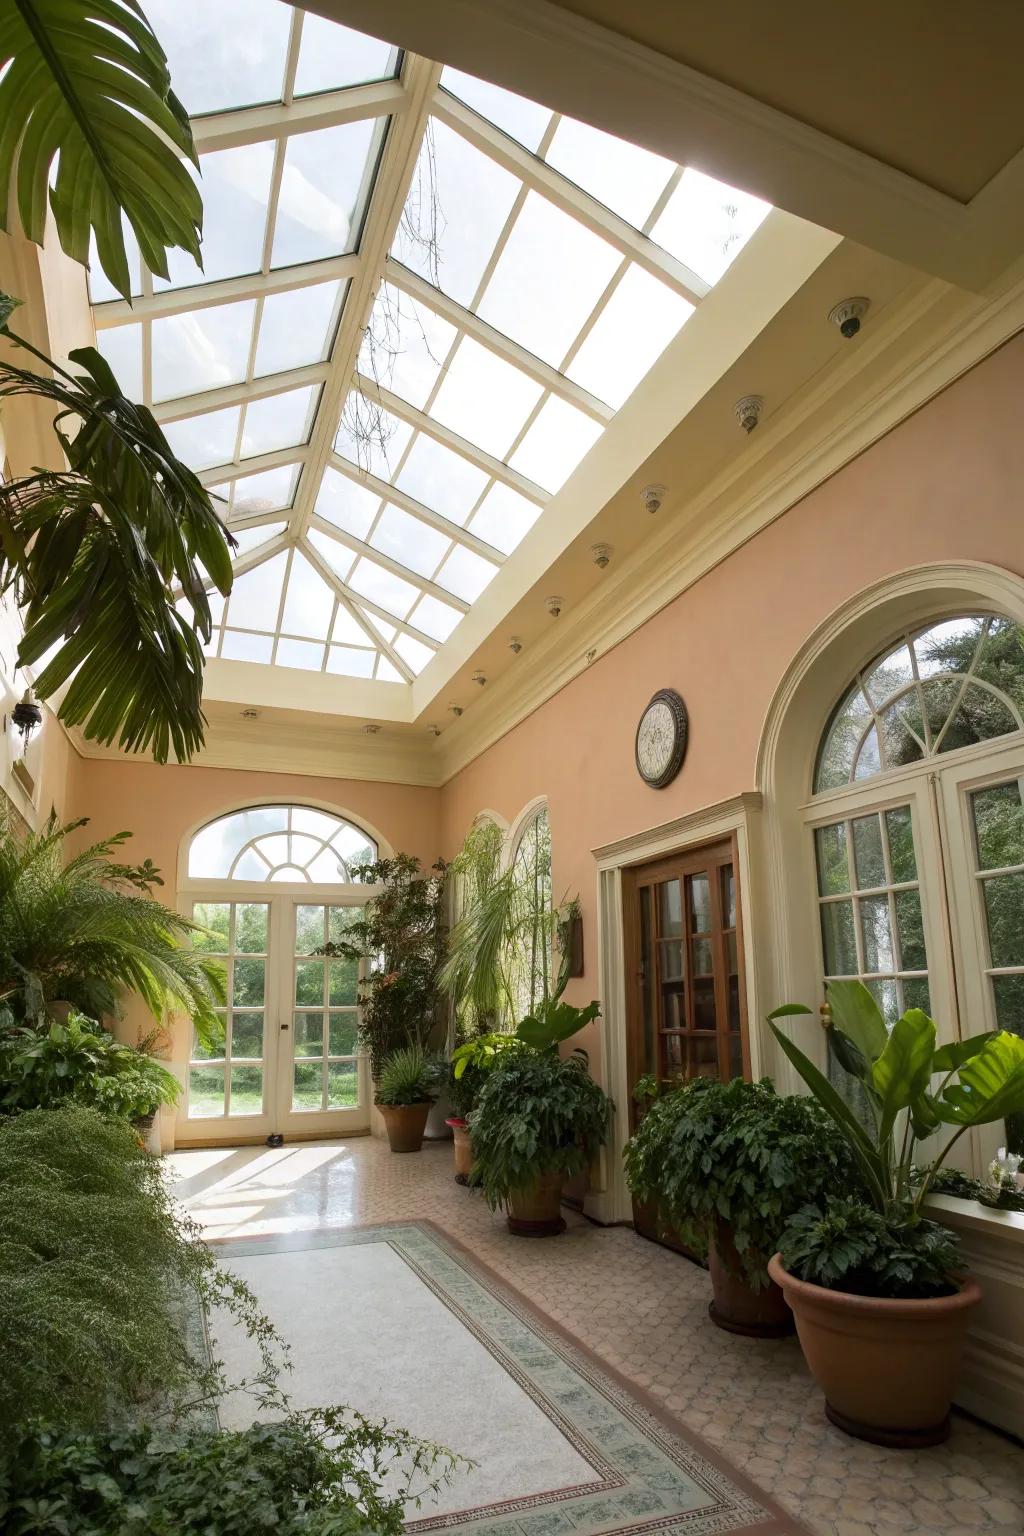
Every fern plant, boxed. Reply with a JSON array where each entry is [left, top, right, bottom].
[[0, 809, 225, 1046]]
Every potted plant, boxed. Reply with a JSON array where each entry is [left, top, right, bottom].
[[469, 999, 611, 1236], [623, 1075, 858, 1335], [374, 1045, 437, 1154], [767, 980, 1024, 1446]]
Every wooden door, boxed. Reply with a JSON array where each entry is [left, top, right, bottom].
[[622, 837, 749, 1244]]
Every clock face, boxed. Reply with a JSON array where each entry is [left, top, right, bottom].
[[635, 690, 688, 787]]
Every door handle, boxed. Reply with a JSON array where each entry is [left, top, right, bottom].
[[280, 1022, 290, 1030]]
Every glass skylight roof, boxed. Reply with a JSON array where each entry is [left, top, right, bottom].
[[90, 2, 771, 687]]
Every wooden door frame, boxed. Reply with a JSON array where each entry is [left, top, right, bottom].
[[589, 792, 763, 1225]]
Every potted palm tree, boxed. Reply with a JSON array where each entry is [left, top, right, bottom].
[[623, 1075, 858, 1335], [767, 980, 1024, 1446], [375, 1045, 437, 1154]]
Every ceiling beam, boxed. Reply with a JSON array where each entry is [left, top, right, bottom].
[[299, 536, 416, 681], [309, 514, 472, 611], [192, 78, 406, 152], [383, 257, 614, 423], [354, 372, 550, 503], [432, 92, 710, 306], [328, 453, 506, 563], [151, 362, 328, 424], [92, 255, 359, 328], [199, 446, 306, 487]]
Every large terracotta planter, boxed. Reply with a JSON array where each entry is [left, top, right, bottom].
[[446, 1117, 474, 1182], [708, 1224, 793, 1337], [507, 1170, 565, 1237], [377, 1101, 432, 1153], [768, 1254, 982, 1447]]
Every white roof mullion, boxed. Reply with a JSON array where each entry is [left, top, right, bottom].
[[93, 256, 360, 328], [192, 79, 405, 152], [328, 455, 506, 563], [198, 446, 306, 486], [383, 258, 612, 423], [433, 91, 710, 305], [299, 536, 417, 681], [309, 515, 471, 612], [151, 363, 329, 423]]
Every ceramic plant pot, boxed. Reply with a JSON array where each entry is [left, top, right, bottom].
[[707, 1224, 793, 1337], [377, 1101, 432, 1153], [446, 1117, 475, 1182], [768, 1254, 982, 1447], [507, 1170, 565, 1237]]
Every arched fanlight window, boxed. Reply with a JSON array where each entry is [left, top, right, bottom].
[[815, 615, 1024, 793], [188, 804, 376, 882], [509, 805, 553, 1017]]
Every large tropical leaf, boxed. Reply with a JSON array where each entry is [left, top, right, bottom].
[[0, 0, 202, 300], [0, 339, 234, 762], [938, 1031, 1024, 1127], [826, 979, 889, 1064], [870, 1008, 935, 1142]]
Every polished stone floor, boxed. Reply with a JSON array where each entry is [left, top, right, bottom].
[[169, 1136, 1024, 1536]]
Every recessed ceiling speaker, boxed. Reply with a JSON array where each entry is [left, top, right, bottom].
[[734, 394, 764, 435], [828, 296, 870, 339], [641, 484, 666, 515]]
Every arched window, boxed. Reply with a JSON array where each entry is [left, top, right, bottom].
[[807, 609, 1024, 1150], [188, 804, 376, 882], [509, 804, 554, 1018]]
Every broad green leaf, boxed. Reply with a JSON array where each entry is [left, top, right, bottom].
[[938, 1031, 1024, 1127], [932, 1032, 997, 1073], [766, 1003, 814, 1020], [870, 1009, 935, 1140], [910, 1090, 942, 1139], [0, 0, 203, 300], [827, 979, 889, 1064]]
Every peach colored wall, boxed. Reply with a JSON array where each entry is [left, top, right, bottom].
[[439, 335, 1024, 1035], [66, 760, 442, 889]]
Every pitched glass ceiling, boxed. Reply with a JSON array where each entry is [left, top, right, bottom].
[[91, 1, 770, 686]]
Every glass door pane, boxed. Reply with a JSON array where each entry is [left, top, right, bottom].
[[969, 778, 1024, 1036], [291, 903, 363, 1112], [187, 901, 269, 1119]]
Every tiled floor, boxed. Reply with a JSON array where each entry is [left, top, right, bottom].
[[169, 1136, 1024, 1536]]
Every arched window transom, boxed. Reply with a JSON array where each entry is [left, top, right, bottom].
[[815, 615, 1024, 792], [188, 805, 377, 882]]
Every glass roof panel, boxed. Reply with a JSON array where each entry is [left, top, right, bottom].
[[255, 281, 344, 376], [408, 594, 463, 642], [88, 219, 141, 304], [272, 119, 383, 267], [348, 557, 419, 620], [394, 436, 488, 525], [375, 656, 403, 683], [307, 528, 357, 586], [157, 144, 274, 290], [477, 190, 621, 367], [392, 120, 520, 306], [435, 545, 499, 603], [151, 300, 256, 402], [650, 168, 770, 285], [276, 637, 327, 670], [222, 632, 274, 663], [466, 482, 542, 554], [328, 645, 378, 678], [429, 338, 543, 458], [143, 0, 291, 117], [295, 14, 400, 95], [361, 284, 457, 409], [568, 265, 693, 409], [281, 550, 336, 640], [439, 68, 552, 151], [316, 467, 382, 538], [240, 386, 319, 458], [96, 323, 143, 401], [509, 396, 603, 492], [208, 464, 300, 517], [229, 523, 287, 555], [546, 118, 675, 229], [223, 550, 288, 632], [335, 394, 414, 479], [369, 504, 452, 577], [163, 406, 241, 472], [394, 634, 434, 675]]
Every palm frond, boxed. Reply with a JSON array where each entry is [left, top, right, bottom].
[[0, 342, 234, 762], [0, 0, 203, 300]]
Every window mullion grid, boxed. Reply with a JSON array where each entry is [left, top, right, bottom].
[[321, 916, 330, 1110], [224, 903, 237, 1115], [931, 617, 990, 755], [847, 817, 867, 981], [268, 546, 295, 664], [906, 630, 935, 756], [879, 809, 907, 1011]]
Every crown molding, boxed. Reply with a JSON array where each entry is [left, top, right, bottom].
[[435, 263, 1024, 785]]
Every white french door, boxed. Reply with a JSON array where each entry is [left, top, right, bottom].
[[175, 890, 371, 1144]]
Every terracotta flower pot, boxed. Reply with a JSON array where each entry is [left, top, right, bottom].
[[707, 1224, 793, 1337], [768, 1254, 982, 1447], [446, 1117, 474, 1182], [377, 1101, 432, 1153], [507, 1170, 565, 1237]]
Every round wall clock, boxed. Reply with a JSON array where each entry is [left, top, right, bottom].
[[635, 688, 688, 788]]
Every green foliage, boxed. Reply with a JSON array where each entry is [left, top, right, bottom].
[[0, 0, 203, 301], [469, 1050, 612, 1210], [0, 1105, 281, 1432], [768, 980, 1024, 1294], [375, 1044, 437, 1107], [0, 335, 234, 762], [0, 1010, 179, 1119], [0, 810, 225, 1046], [918, 1162, 1024, 1213], [623, 1077, 860, 1289], [317, 855, 447, 1081], [515, 996, 601, 1051], [779, 1199, 961, 1300], [0, 1408, 465, 1536]]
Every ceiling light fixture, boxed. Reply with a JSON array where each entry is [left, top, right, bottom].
[[10, 688, 42, 750], [427, 724, 441, 737], [363, 723, 380, 735], [734, 394, 764, 435], [240, 707, 260, 721], [829, 296, 870, 339], [546, 596, 563, 618], [508, 637, 523, 655], [448, 703, 464, 717], [472, 671, 486, 686], [641, 484, 666, 515], [591, 543, 612, 569]]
